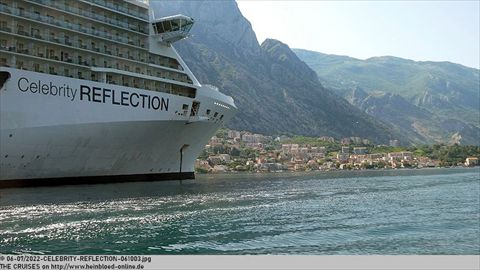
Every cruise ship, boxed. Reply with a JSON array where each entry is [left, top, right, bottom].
[[0, 0, 236, 187]]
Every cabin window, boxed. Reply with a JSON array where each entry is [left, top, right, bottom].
[[0, 21, 8, 31], [16, 24, 25, 34], [154, 18, 193, 34], [48, 49, 55, 59], [31, 28, 40, 38]]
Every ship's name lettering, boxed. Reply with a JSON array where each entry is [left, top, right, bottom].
[[80, 85, 169, 111], [18, 77, 77, 101]]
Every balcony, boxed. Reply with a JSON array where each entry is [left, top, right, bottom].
[[26, 0, 149, 34], [0, 26, 12, 32], [89, 0, 149, 21], [17, 30, 29, 36], [0, 5, 146, 48]]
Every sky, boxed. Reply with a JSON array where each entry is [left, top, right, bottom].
[[236, 0, 480, 69]]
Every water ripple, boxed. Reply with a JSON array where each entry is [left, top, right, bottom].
[[1, 168, 479, 254]]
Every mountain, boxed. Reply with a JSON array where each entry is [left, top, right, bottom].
[[294, 49, 480, 145], [151, 1, 399, 144]]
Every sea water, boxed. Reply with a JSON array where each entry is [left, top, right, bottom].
[[0, 168, 479, 254]]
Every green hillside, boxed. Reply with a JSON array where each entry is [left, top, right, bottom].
[[294, 49, 480, 145]]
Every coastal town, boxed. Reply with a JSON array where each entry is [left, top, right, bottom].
[[195, 129, 480, 173]]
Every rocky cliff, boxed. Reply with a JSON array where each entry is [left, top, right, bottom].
[[151, 1, 400, 143]]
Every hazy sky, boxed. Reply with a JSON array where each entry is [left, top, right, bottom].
[[236, 0, 480, 69]]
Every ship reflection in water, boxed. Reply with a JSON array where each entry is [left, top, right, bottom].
[[0, 168, 479, 255]]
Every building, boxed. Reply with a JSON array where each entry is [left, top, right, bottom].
[[341, 146, 350, 153], [402, 152, 413, 160], [241, 133, 265, 143], [209, 136, 221, 145], [388, 152, 403, 160], [227, 130, 241, 139], [388, 152, 413, 161], [310, 147, 326, 158], [245, 142, 264, 149], [367, 153, 384, 160], [319, 136, 335, 143], [465, 157, 478, 167], [310, 147, 326, 153], [282, 144, 300, 154], [350, 137, 362, 144], [337, 153, 349, 163], [353, 147, 368, 155]]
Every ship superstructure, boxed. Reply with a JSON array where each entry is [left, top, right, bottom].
[[0, 0, 236, 187]]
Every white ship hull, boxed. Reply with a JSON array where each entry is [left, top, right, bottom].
[[0, 68, 236, 187]]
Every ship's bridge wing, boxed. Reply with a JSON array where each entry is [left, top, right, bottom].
[[152, 15, 194, 44]]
